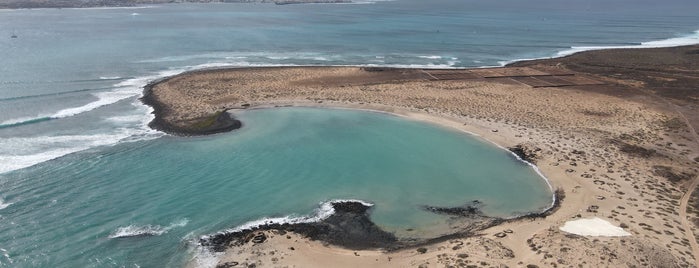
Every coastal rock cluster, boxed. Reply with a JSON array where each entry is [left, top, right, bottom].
[[508, 144, 541, 164], [200, 201, 398, 253]]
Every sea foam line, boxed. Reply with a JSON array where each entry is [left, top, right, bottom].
[[0, 199, 12, 210], [0, 128, 154, 174], [139, 52, 462, 68], [498, 29, 699, 66], [0, 67, 187, 129], [0, 63, 239, 174], [109, 219, 189, 239]]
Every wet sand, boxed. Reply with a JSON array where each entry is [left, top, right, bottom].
[[144, 45, 699, 267]]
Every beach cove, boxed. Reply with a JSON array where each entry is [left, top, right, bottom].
[[2, 1, 699, 267], [143, 45, 699, 267]]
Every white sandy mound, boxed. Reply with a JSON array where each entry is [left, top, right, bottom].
[[559, 217, 631, 236]]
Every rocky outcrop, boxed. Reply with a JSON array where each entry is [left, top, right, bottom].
[[508, 144, 540, 164], [200, 201, 398, 252], [141, 81, 242, 136]]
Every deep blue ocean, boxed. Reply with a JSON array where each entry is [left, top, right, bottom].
[[0, 0, 698, 267]]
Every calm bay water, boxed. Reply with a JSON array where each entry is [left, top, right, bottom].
[[1, 0, 698, 267]]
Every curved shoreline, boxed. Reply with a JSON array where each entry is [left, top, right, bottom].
[[236, 103, 559, 213], [144, 45, 699, 267]]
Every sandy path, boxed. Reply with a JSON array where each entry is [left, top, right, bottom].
[[674, 102, 699, 268]]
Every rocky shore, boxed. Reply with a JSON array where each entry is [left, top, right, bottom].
[[202, 192, 566, 266], [142, 79, 242, 136], [146, 45, 699, 267]]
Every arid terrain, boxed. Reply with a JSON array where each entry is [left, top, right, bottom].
[[145, 45, 699, 267]]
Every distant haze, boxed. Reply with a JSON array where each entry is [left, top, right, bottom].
[[0, 0, 349, 9]]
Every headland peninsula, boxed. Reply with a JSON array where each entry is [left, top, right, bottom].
[[144, 45, 699, 267]]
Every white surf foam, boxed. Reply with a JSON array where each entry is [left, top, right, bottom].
[[0, 127, 158, 174], [99, 76, 122, 80], [498, 29, 699, 66], [138, 51, 466, 69], [350, 0, 395, 4], [358, 63, 459, 69], [556, 29, 699, 57], [52, 90, 139, 119], [0, 199, 12, 210], [1, 73, 151, 128], [0, 103, 162, 174], [0, 248, 12, 265], [62, 6, 155, 10], [0, 64, 232, 174], [109, 219, 189, 239]]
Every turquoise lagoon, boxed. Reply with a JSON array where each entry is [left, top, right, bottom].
[[0, 107, 552, 267], [1, 0, 699, 266]]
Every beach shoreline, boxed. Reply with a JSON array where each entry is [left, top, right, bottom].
[[143, 45, 699, 267]]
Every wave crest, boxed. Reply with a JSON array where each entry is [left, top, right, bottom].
[[499, 29, 699, 66], [0, 199, 12, 210], [109, 219, 189, 239]]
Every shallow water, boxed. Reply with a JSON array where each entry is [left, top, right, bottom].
[[0, 107, 552, 267], [1, 0, 699, 267]]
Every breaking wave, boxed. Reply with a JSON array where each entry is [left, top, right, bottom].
[[109, 219, 189, 239], [498, 29, 699, 66]]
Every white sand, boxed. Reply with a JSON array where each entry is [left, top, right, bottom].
[[560, 217, 631, 237]]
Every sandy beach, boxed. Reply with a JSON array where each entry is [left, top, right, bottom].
[[143, 45, 699, 267]]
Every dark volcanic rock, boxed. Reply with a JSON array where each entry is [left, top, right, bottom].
[[141, 81, 242, 136], [200, 201, 398, 252], [509, 144, 539, 164], [216, 262, 239, 268], [422, 200, 484, 217]]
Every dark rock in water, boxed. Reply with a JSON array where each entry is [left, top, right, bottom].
[[200, 201, 398, 253], [203, 194, 567, 254], [216, 261, 239, 268], [331, 200, 371, 214], [112, 232, 157, 239], [513, 188, 565, 220], [508, 144, 539, 164], [422, 200, 485, 217]]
